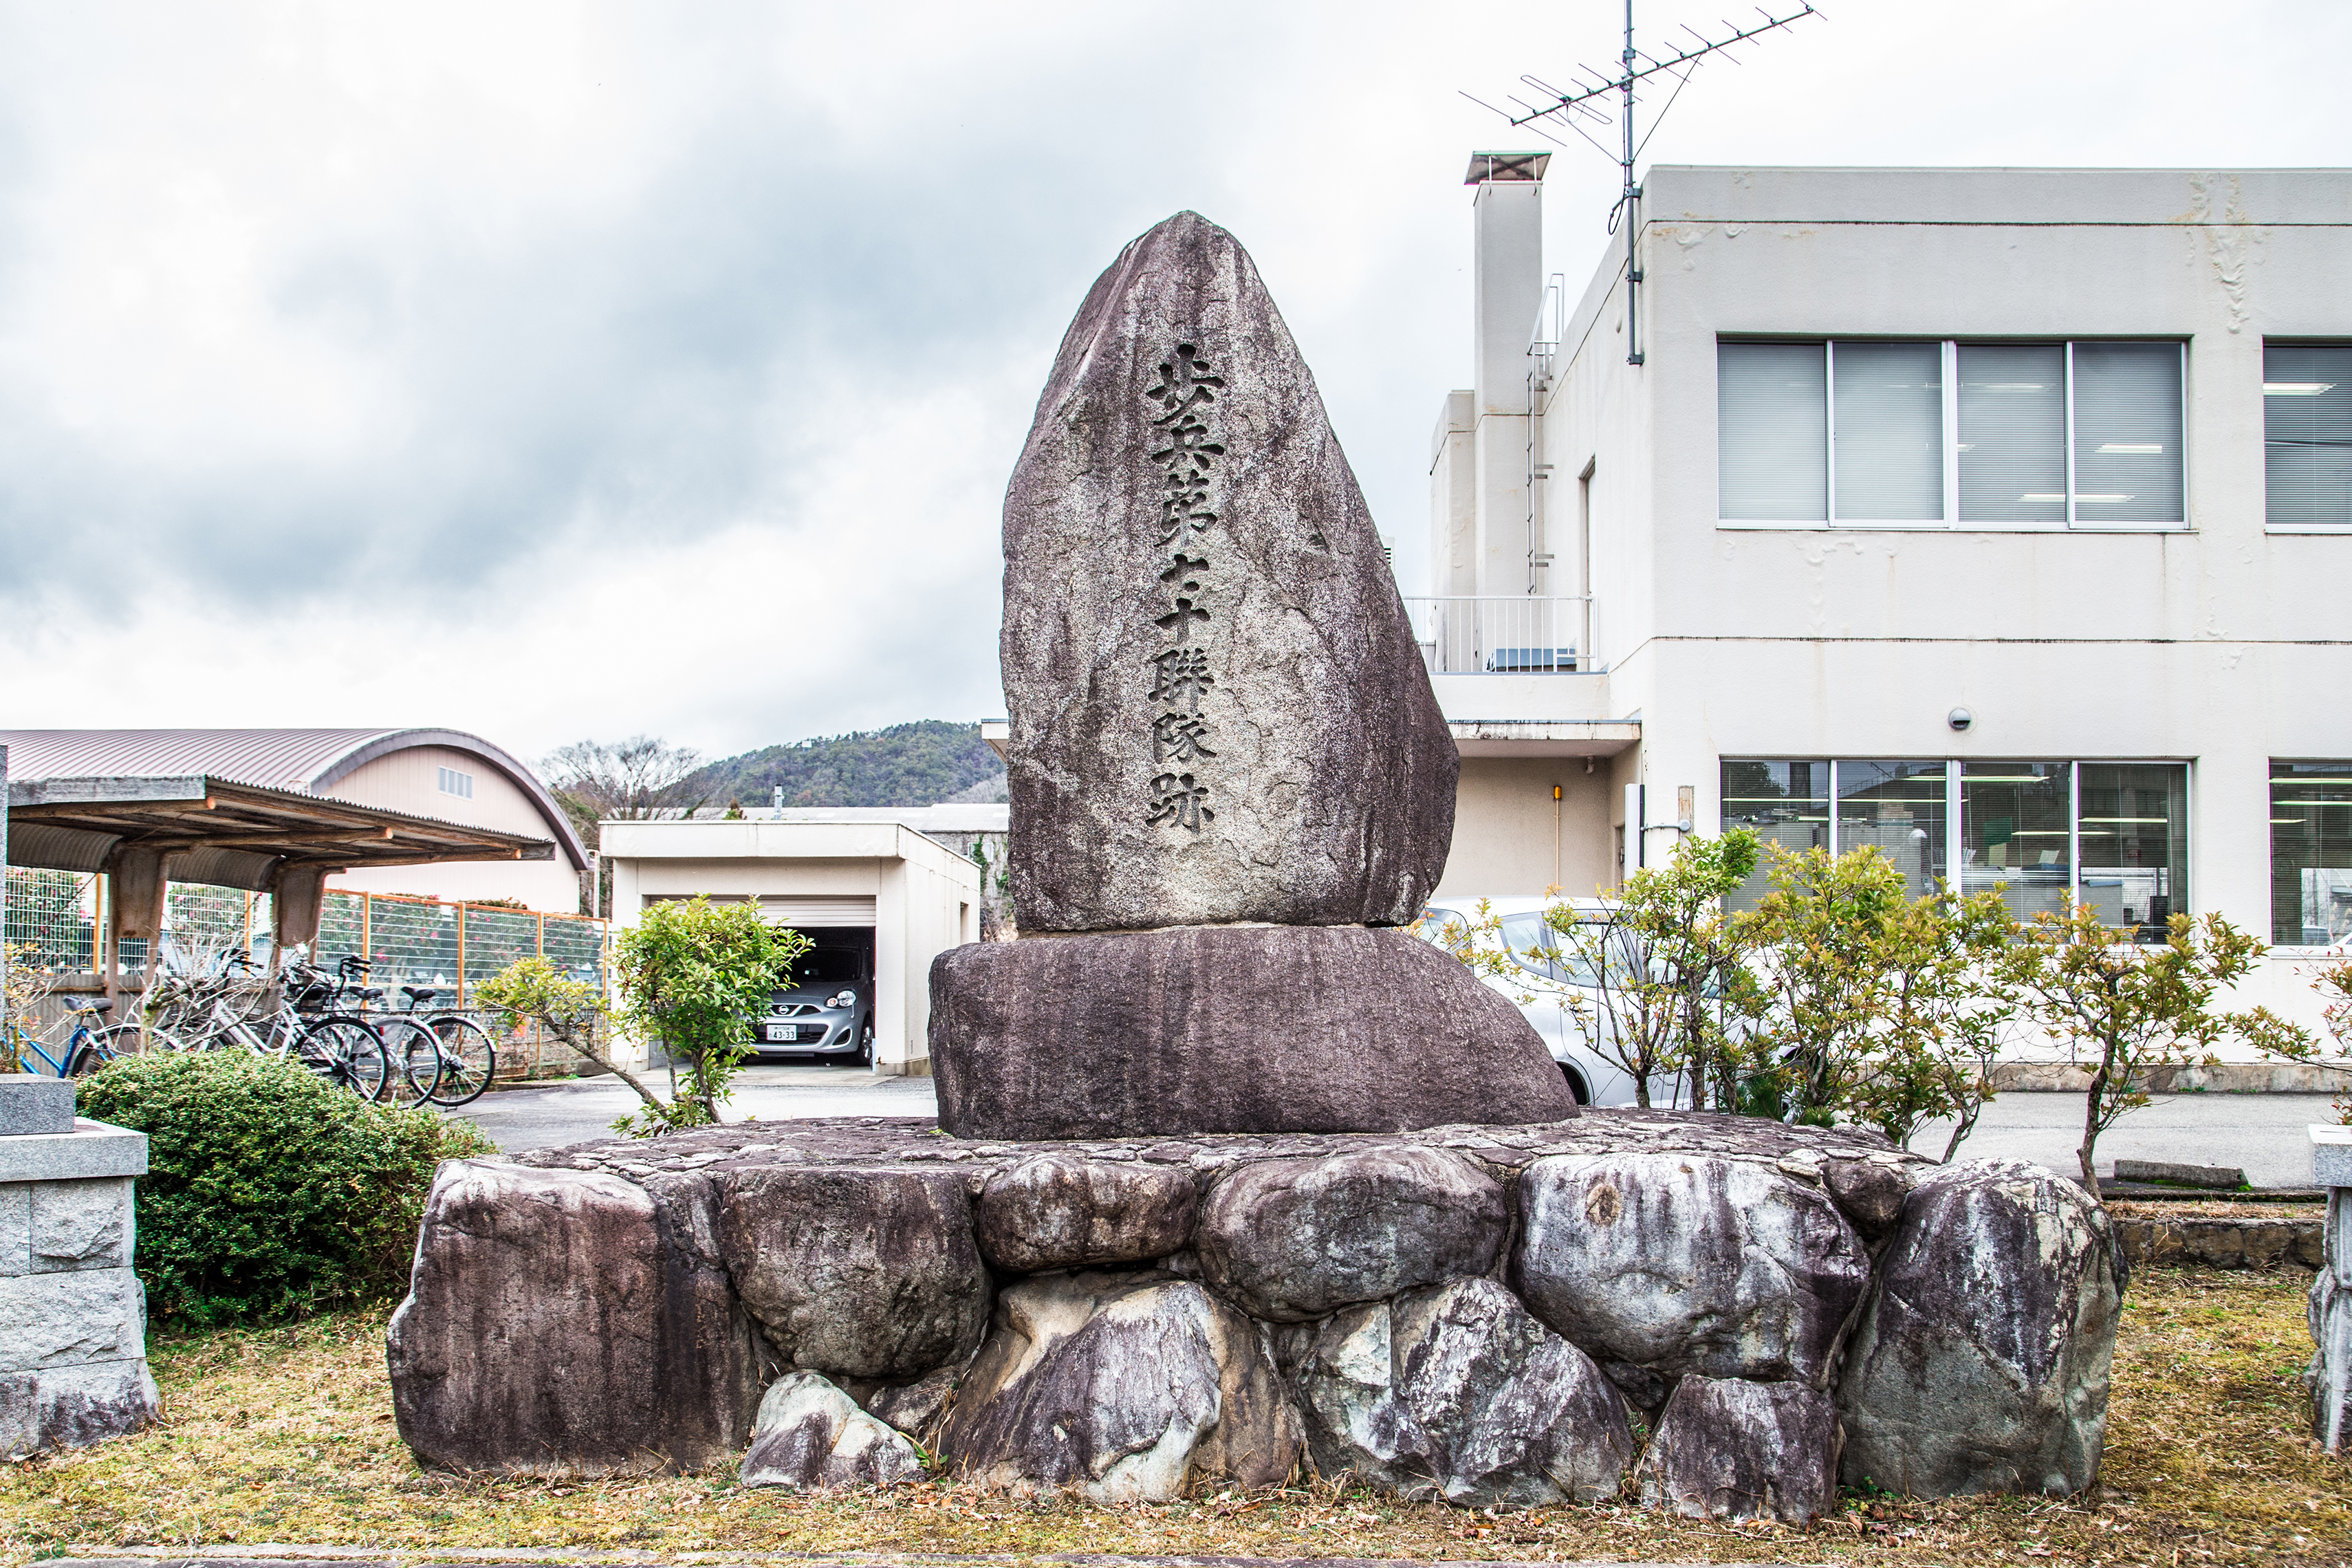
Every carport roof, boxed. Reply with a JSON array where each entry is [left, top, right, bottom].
[[5, 774, 555, 893]]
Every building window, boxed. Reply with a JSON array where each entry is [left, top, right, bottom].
[[1720, 759, 1828, 913], [1723, 757, 2188, 935], [2272, 761, 2352, 946], [437, 766, 474, 799], [2265, 343, 2352, 527], [1718, 339, 2186, 529]]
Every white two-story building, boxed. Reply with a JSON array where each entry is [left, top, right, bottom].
[[1422, 158, 2352, 1032]]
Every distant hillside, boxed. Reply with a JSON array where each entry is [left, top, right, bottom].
[[689, 720, 1005, 809]]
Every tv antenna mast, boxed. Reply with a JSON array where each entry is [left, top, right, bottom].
[[1465, 2, 1821, 365]]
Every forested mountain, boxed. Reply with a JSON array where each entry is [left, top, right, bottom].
[[688, 720, 1005, 809]]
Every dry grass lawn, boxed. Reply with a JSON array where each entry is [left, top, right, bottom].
[[1, 1266, 2344, 1567]]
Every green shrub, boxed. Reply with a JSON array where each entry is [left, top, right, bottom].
[[77, 1050, 495, 1325]]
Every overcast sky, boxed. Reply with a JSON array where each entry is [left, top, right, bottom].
[[1, 1, 2347, 766]]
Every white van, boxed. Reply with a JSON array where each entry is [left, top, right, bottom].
[[1411, 895, 1641, 1107]]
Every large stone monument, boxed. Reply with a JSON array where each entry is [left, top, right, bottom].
[[0, 1074, 160, 1457], [385, 213, 2125, 1516], [931, 211, 1574, 1140]]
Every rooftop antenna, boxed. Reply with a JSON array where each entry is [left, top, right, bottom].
[[1465, 2, 1822, 365]]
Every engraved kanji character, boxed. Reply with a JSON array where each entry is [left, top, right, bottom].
[[1147, 771, 1214, 833], [1148, 412, 1224, 475], [1144, 343, 1224, 426], [1151, 712, 1217, 764], [1148, 648, 1215, 713], [1157, 472, 1217, 543]]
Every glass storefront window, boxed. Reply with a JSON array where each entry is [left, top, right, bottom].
[[1719, 759, 1829, 913], [2076, 763, 2188, 940], [2272, 761, 2352, 946], [1958, 761, 2073, 923], [1835, 760, 1948, 900]]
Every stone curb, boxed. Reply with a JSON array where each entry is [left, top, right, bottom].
[[2111, 1214, 2324, 1270], [1991, 1060, 2352, 1093]]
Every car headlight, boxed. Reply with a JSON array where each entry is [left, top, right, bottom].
[[827, 990, 857, 1010]]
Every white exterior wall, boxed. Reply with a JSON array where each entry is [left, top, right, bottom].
[[1435, 164, 2352, 1046], [323, 744, 582, 912], [599, 818, 981, 1075]]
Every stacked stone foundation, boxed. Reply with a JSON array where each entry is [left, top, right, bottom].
[[0, 1077, 160, 1458], [388, 1110, 2122, 1518]]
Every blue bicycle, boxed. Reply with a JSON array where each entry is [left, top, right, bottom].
[[2, 997, 179, 1080]]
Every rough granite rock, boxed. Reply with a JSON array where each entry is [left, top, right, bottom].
[[0, 1360, 160, 1460], [931, 926, 1575, 1140], [1512, 1153, 1873, 1396], [739, 1371, 926, 1490], [1196, 1148, 1509, 1322], [1287, 1277, 1631, 1505], [1636, 1375, 1842, 1523], [1000, 210, 1456, 933], [394, 1111, 1933, 1477], [712, 1166, 990, 1382], [387, 1160, 770, 1474], [974, 1154, 1199, 1274], [936, 1270, 1303, 1499], [1837, 1159, 2122, 1497]]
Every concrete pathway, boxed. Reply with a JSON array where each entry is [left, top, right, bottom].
[[456, 1065, 2340, 1187]]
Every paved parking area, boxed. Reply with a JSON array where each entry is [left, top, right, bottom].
[[455, 1067, 2338, 1188], [453, 1061, 940, 1151]]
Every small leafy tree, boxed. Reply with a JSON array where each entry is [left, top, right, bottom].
[[474, 956, 677, 1131], [1844, 885, 2022, 1159], [2004, 904, 2315, 1188], [2302, 957, 2352, 1126], [1430, 832, 1763, 1109], [1740, 845, 1912, 1126], [613, 896, 809, 1134]]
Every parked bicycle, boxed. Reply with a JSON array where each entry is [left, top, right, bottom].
[[325, 955, 448, 1107], [0, 996, 172, 1078], [162, 952, 392, 1100]]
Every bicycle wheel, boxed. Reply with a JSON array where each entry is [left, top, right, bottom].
[[426, 1014, 497, 1108], [374, 1017, 446, 1107], [298, 1018, 389, 1099]]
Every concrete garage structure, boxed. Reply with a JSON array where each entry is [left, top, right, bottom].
[[1419, 160, 2352, 1038], [602, 813, 984, 1076]]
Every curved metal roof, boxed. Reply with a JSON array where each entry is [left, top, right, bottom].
[[0, 728, 587, 871]]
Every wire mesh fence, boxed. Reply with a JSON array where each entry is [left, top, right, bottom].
[[3, 869, 609, 1082]]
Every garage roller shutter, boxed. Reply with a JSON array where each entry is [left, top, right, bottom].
[[759, 895, 878, 928]]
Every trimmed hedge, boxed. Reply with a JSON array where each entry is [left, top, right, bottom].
[[78, 1049, 495, 1325]]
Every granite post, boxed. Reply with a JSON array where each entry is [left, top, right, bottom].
[[930, 211, 1575, 1140], [0, 1075, 160, 1457], [2312, 1124, 2352, 1450]]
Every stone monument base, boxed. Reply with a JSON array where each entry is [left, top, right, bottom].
[[387, 1112, 2122, 1515], [0, 1078, 160, 1459], [927, 925, 1578, 1140]]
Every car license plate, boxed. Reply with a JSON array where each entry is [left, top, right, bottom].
[[763, 1024, 791, 1043]]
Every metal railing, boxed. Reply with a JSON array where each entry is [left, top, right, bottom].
[[1402, 596, 1598, 675]]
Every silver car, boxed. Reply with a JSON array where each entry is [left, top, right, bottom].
[[1413, 895, 1638, 1107], [747, 944, 875, 1067]]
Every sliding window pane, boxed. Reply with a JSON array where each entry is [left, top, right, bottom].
[[2078, 763, 2187, 940], [1720, 759, 1828, 913], [1960, 760, 2071, 923], [1719, 342, 1827, 520], [2265, 343, 2352, 527], [1958, 344, 2067, 523], [2073, 342, 2184, 524], [1832, 342, 1943, 521], [1834, 760, 1947, 899], [2270, 761, 2352, 946]]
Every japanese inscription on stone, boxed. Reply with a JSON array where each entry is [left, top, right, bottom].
[[1143, 343, 1225, 833]]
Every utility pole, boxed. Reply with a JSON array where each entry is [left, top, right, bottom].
[[1467, 3, 1821, 367]]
